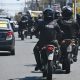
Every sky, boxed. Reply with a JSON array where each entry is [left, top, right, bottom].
[[0, 0, 31, 16], [1, 0, 23, 3]]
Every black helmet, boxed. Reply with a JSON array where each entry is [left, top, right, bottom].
[[62, 6, 73, 19], [54, 10, 61, 19], [43, 8, 54, 21]]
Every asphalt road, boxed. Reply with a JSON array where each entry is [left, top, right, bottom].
[[0, 32, 80, 80]]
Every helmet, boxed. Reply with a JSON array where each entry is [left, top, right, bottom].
[[21, 15, 28, 23], [54, 10, 61, 19], [43, 8, 54, 21], [62, 6, 73, 19]]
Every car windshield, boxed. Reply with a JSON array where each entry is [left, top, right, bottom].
[[0, 20, 9, 29]]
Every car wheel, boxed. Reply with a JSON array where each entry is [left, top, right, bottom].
[[10, 49, 15, 55]]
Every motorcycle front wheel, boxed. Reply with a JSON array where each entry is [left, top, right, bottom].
[[21, 35, 24, 40]]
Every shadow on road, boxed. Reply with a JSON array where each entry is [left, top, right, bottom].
[[24, 64, 42, 73], [24, 64, 66, 74], [54, 69, 66, 74], [9, 70, 66, 80], [15, 39, 23, 41], [24, 64, 36, 67], [9, 76, 42, 80], [25, 41, 37, 43], [0, 52, 10, 56]]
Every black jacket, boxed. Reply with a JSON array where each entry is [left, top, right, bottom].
[[57, 18, 80, 39], [19, 16, 28, 29], [33, 20, 61, 42]]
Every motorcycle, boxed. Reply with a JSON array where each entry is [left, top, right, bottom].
[[19, 27, 33, 40], [19, 19, 28, 40], [24, 27, 34, 39], [18, 28, 27, 40], [40, 42, 61, 80], [18, 29, 24, 40], [61, 39, 76, 73]]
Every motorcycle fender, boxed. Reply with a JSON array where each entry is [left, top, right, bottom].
[[48, 52, 54, 60]]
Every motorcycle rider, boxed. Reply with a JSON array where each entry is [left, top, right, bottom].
[[57, 6, 80, 73], [32, 8, 62, 72], [76, 14, 80, 40], [16, 12, 22, 37], [18, 14, 28, 38]]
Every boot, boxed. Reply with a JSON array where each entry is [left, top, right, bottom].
[[47, 75, 52, 80]]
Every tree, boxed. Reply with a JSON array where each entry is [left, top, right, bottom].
[[39, 0, 53, 9], [40, 0, 66, 9], [55, 0, 66, 8]]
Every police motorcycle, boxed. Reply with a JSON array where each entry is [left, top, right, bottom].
[[19, 22, 28, 40], [23, 17, 34, 39], [24, 26, 34, 39], [19, 16, 28, 40], [40, 41, 61, 80], [60, 38, 76, 73]]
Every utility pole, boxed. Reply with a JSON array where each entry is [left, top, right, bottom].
[[36, 0, 40, 10], [48, 0, 55, 8], [49, 0, 52, 8], [74, 0, 77, 20], [25, 0, 26, 8]]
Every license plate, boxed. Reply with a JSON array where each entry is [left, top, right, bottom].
[[48, 52, 54, 60], [67, 45, 72, 52]]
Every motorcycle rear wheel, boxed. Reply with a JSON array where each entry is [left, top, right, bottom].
[[62, 56, 70, 74], [21, 35, 24, 40], [47, 60, 53, 80]]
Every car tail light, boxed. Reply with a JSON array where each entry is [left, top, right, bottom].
[[47, 45, 55, 52], [6, 31, 13, 40]]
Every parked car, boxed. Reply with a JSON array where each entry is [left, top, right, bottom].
[[0, 18, 15, 55]]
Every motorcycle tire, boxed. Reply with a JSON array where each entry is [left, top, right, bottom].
[[21, 35, 24, 40], [24, 31, 28, 38], [65, 62, 70, 74], [47, 60, 53, 80], [62, 56, 70, 74], [65, 54, 71, 74], [30, 35, 32, 39], [43, 70, 47, 78]]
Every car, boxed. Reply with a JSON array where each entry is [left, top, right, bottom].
[[0, 15, 11, 20], [10, 20, 19, 32], [0, 18, 15, 55]]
